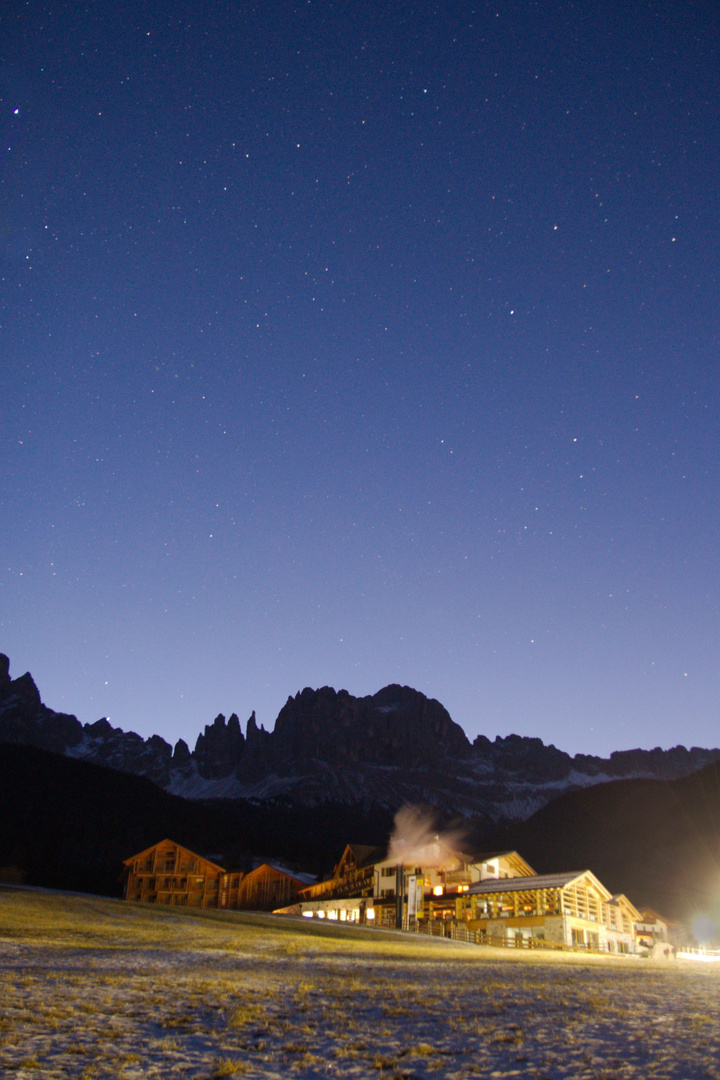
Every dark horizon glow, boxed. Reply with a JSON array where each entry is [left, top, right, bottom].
[[2, 1, 719, 758]]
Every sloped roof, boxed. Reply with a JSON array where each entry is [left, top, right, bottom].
[[469, 850, 518, 860], [123, 838, 226, 874], [343, 844, 385, 868], [242, 862, 316, 885], [373, 847, 535, 876], [468, 850, 537, 876], [468, 869, 611, 898], [636, 906, 676, 926], [608, 894, 642, 921]]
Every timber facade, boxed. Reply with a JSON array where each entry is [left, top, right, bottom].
[[284, 846, 650, 954], [123, 839, 313, 911], [125, 838, 660, 953], [124, 840, 224, 908], [464, 869, 640, 952], [235, 863, 315, 910], [298, 844, 384, 904]]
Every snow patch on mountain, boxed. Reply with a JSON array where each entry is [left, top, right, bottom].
[[2, 652, 720, 823]]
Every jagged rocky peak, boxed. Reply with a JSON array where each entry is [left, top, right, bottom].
[[86, 717, 115, 737], [593, 743, 720, 780], [5, 650, 720, 817], [193, 711, 246, 780], [172, 738, 191, 762], [245, 710, 268, 741], [470, 732, 720, 786], [0, 654, 84, 752], [371, 684, 470, 753], [0, 654, 43, 711], [147, 733, 173, 761], [473, 732, 576, 783], [9, 671, 44, 711], [270, 683, 471, 768], [233, 709, 273, 781]]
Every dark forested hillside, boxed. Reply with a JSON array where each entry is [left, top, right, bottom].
[[4, 737, 719, 925], [0, 742, 394, 895], [489, 762, 720, 921]]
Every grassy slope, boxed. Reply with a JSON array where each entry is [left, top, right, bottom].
[[3, 889, 720, 1080]]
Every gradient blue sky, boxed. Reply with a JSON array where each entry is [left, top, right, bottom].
[[2, 0, 719, 757]]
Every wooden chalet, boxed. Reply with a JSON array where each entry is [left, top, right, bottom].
[[236, 862, 315, 911], [463, 869, 639, 951], [283, 846, 536, 926], [124, 840, 315, 912], [124, 839, 225, 908], [298, 844, 384, 904], [606, 894, 642, 953], [285, 847, 642, 952], [126, 839, 643, 954], [369, 847, 535, 926]]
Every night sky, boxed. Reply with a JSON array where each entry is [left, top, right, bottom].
[[2, 1, 719, 758]]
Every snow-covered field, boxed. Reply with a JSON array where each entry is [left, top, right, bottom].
[[1, 889, 719, 1079]]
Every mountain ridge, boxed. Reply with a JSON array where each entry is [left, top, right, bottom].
[[2, 652, 719, 820]]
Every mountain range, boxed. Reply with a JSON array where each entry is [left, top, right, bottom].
[[4, 651, 720, 922], [2, 651, 718, 821]]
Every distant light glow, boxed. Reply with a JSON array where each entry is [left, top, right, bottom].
[[692, 915, 717, 944]]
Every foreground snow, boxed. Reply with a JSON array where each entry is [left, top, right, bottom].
[[1, 891, 718, 1079]]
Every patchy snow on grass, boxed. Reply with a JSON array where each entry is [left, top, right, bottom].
[[1, 890, 718, 1079]]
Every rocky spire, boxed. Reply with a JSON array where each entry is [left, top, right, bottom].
[[193, 712, 246, 779]]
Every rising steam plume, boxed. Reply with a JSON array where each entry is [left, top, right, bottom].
[[387, 805, 467, 867]]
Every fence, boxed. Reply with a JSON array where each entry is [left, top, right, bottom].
[[677, 947, 720, 960], [370, 914, 636, 955]]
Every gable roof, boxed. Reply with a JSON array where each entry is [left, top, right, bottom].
[[608, 894, 643, 921], [242, 862, 316, 886], [345, 844, 386, 867], [335, 844, 385, 872], [636, 906, 677, 926], [468, 869, 612, 899], [123, 838, 226, 874], [469, 850, 537, 876]]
